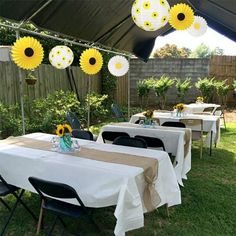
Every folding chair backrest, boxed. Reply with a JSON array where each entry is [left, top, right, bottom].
[[213, 106, 225, 117], [135, 135, 165, 151], [113, 136, 147, 148], [72, 130, 93, 140], [203, 107, 215, 114], [66, 112, 81, 130], [180, 119, 203, 140], [102, 131, 130, 143], [135, 117, 145, 124], [162, 121, 186, 128], [111, 104, 124, 120], [28, 177, 86, 210]]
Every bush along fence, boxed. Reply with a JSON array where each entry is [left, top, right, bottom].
[[136, 76, 231, 109]]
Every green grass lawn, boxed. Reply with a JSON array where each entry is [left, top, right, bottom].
[[0, 123, 236, 235]]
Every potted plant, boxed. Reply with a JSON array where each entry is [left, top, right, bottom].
[[25, 72, 37, 85]]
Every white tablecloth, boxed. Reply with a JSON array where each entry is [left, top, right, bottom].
[[0, 133, 181, 236], [97, 123, 192, 186], [184, 103, 220, 114], [130, 112, 220, 147]]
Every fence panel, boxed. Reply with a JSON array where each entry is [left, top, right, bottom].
[[0, 62, 101, 105]]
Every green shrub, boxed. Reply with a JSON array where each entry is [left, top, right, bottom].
[[195, 77, 216, 103], [233, 80, 236, 97], [136, 79, 152, 108], [24, 90, 81, 133], [175, 78, 192, 102], [85, 92, 109, 125], [0, 103, 21, 138], [153, 75, 174, 109], [214, 80, 229, 105]]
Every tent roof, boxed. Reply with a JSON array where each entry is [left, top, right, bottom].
[[0, 0, 235, 61]]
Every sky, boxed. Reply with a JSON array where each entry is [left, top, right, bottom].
[[152, 27, 236, 56]]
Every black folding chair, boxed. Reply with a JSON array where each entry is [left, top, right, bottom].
[[101, 131, 130, 143], [72, 130, 94, 141], [28, 177, 101, 236], [162, 121, 186, 128], [113, 136, 147, 148], [0, 175, 37, 235], [66, 112, 81, 130], [111, 104, 127, 122], [134, 135, 166, 151]]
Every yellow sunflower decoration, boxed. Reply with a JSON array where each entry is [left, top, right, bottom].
[[63, 124, 72, 133], [11, 37, 44, 70], [56, 124, 64, 137], [169, 3, 194, 30], [79, 48, 103, 75]]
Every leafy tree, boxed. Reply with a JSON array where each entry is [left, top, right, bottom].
[[153, 44, 191, 58], [190, 43, 224, 58], [212, 47, 224, 56], [175, 78, 192, 102], [190, 43, 212, 58]]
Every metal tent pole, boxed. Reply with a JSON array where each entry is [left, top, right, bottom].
[[16, 30, 26, 135], [87, 76, 91, 130], [0, 23, 130, 57], [127, 56, 131, 119]]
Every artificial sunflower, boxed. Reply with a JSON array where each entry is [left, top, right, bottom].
[[56, 124, 64, 137], [11, 37, 44, 70], [169, 3, 194, 30], [63, 124, 72, 134], [80, 48, 103, 75]]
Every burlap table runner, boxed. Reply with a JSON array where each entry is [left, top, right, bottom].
[[2, 136, 161, 212], [110, 122, 191, 158]]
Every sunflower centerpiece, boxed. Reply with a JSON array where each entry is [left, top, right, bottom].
[[196, 96, 204, 103], [173, 103, 185, 117], [56, 124, 73, 152], [143, 109, 154, 125]]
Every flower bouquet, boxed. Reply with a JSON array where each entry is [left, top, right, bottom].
[[143, 109, 154, 125], [196, 96, 204, 103], [56, 124, 73, 152], [173, 103, 185, 117]]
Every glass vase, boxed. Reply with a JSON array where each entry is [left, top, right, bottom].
[[59, 134, 72, 152]]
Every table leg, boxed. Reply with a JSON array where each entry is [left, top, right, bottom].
[[36, 199, 44, 235], [210, 131, 213, 156]]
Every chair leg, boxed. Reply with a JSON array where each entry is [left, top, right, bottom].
[[209, 131, 213, 156], [85, 214, 103, 236], [200, 137, 203, 159], [58, 216, 66, 228], [223, 116, 226, 130], [166, 204, 170, 217], [47, 215, 58, 236], [0, 198, 11, 211], [0, 189, 24, 235], [36, 200, 44, 235], [12, 190, 37, 221]]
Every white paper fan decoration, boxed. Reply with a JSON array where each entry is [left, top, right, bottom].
[[49, 45, 74, 69], [131, 0, 170, 31], [187, 16, 207, 37], [108, 56, 129, 77]]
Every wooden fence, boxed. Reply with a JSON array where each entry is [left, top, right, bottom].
[[1, 56, 236, 107], [115, 56, 236, 106], [0, 62, 101, 105], [209, 55, 236, 104]]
